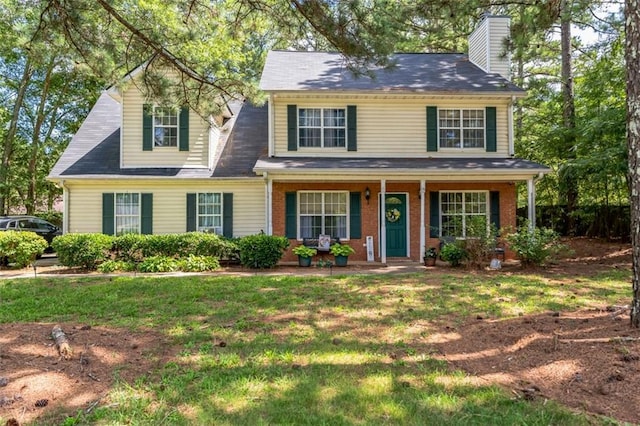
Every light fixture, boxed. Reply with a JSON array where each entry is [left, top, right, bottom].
[[364, 187, 371, 204]]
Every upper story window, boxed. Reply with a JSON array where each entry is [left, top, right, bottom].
[[153, 107, 178, 147], [439, 109, 485, 149], [299, 108, 346, 148]]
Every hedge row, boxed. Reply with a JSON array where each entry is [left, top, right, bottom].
[[51, 232, 289, 271]]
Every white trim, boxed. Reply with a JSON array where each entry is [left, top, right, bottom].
[[297, 190, 350, 240], [266, 174, 272, 235], [508, 96, 515, 156], [438, 190, 490, 238], [419, 180, 426, 260], [380, 180, 386, 264], [268, 95, 275, 157]]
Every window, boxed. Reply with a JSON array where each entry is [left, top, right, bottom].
[[299, 108, 346, 148], [153, 107, 178, 147], [115, 193, 140, 235], [439, 109, 484, 149], [440, 191, 488, 238], [197, 193, 223, 234], [299, 192, 348, 239]]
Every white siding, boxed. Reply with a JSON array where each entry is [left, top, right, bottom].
[[64, 180, 265, 237], [273, 96, 511, 157], [121, 85, 211, 168], [468, 15, 511, 80]]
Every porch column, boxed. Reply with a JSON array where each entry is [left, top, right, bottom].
[[380, 179, 386, 264], [265, 173, 273, 235], [527, 177, 536, 229], [419, 179, 426, 261]]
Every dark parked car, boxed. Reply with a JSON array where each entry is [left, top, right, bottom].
[[0, 216, 62, 250]]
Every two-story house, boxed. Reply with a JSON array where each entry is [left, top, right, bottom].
[[48, 15, 549, 263]]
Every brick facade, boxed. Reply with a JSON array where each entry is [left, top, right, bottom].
[[273, 181, 517, 263]]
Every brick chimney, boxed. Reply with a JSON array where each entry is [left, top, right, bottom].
[[468, 15, 511, 81]]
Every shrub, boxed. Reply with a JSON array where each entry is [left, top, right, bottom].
[[137, 256, 179, 273], [52, 233, 114, 269], [177, 255, 220, 272], [329, 243, 355, 257], [0, 231, 48, 268], [440, 241, 467, 267], [97, 260, 136, 273], [237, 234, 289, 269], [462, 224, 500, 269], [112, 232, 238, 261], [505, 223, 568, 267], [292, 245, 317, 258]]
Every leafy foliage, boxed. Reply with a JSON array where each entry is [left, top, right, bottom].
[[112, 232, 238, 261], [51, 233, 114, 269], [0, 230, 48, 268], [237, 234, 289, 269], [292, 245, 317, 258], [505, 222, 569, 267], [440, 242, 467, 267], [329, 243, 355, 257], [137, 256, 179, 273], [177, 255, 220, 272]]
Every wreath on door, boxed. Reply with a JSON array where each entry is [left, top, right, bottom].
[[385, 208, 401, 223]]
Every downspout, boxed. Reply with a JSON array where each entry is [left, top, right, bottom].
[[268, 94, 275, 157], [419, 180, 426, 261], [60, 179, 68, 234], [508, 96, 515, 157]]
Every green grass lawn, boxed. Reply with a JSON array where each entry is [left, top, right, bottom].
[[0, 268, 630, 425]]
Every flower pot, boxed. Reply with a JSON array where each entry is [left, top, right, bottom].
[[334, 254, 348, 267], [298, 256, 312, 267], [424, 257, 436, 267]]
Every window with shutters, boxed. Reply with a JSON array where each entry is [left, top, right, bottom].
[[197, 193, 223, 234], [115, 193, 140, 235], [298, 108, 346, 148], [440, 191, 488, 238], [439, 109, 485, 149], [153, 107, 178, 147], [299, 192, 348, 238]]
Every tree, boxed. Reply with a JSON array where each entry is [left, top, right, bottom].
[[626, 0, 640, 327]]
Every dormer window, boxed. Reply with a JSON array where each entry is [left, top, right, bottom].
[[299, 108, 346, 148], [153, 107, 178, 147], [439, 109, 485, 149]]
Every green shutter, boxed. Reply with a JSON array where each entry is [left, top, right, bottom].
[[287, 105, 297, 151], [347, 105, 357, 151], [179, 107, 189, 151], [223, 193, 233, 238], [285, 192, 297, 238], [141, 193, 153, 234], [490, 191, 500, 230], [349, 192, 361, 239], [429, 191, 440, 237], [486, 107, 497, 152], [186, 193, 196, 232], [426, 106, 438, 152], [102, 193, 115, 235], [143, 104, 153, 151]]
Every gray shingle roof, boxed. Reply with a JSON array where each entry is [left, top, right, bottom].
[[48, 93, 266, 179], [260, 51, 524, 94]]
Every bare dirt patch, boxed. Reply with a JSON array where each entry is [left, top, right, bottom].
[[0, 323, 173, 425], [0, 237, 637, 425]]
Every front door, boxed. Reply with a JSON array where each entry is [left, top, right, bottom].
[[385, 194, 407, 257]]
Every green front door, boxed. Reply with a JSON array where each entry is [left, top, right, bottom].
[[385, 194, 407, 257]]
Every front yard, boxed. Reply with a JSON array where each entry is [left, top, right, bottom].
[[0, 238, 637, 425]]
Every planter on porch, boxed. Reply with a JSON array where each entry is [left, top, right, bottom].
[[298, 256, 313, 267], [333, 254, 348, 267]]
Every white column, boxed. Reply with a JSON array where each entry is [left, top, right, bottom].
[[268, 94, 275, 157], [419, 180, 426, 261], [380, 179, 386, 264], [265, 173, 272, 235], [527, 178, 536, 229]]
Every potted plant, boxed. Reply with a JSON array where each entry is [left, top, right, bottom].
[[424, 247, 438, 266], [292, 245, 317, 267], [329, 243, 355, 266]]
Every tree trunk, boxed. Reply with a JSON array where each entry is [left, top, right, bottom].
[[627, 0, 640, 328], [0, 57, 33, 215], [559, 0, 578, 235]]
